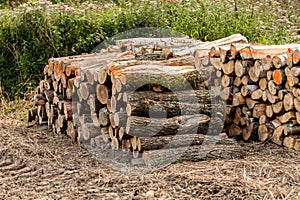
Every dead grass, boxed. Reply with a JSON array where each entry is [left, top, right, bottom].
[[0, 107, 299, 199]]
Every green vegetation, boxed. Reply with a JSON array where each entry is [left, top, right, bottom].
[[0, 0, 299, 98]]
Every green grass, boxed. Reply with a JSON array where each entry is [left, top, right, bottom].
[[0, 0, 299, 98]]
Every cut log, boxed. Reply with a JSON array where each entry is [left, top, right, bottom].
[[232, 92, 245, 106], [221, 60, 235, 75], [125, 114, 211, 137], [292, 48, 300, 65], [136, 133, 237, 151], [283, 135, 297, 149], [261, 55, 273, 70], [246, 98, 258, 109], [268, 80, 280, 95], [272, 101, 283, 114], [242, 121, 258, 141], [258, 123, 274, 142], [266, 104, 273, 118], [273, 69, 286, 85], [241, 85, 258, 97], [258, 78, 267, 91], [210, 57, 222, 70], [277, 111, 295, 124], [233, 107, 242, 125], [233, 76, 242, 87], [250, 89, 263, 100], [283, 93, 294, 111], [221, 74, 233, 87], [228, 124, 242, 137], [109, 64, 202, 92], [142, 142, 244, 168], [253, 104, 266, 118], [272, 54, 287, 68], [242, 44, 300, 60], [271, 125, 285, 146]]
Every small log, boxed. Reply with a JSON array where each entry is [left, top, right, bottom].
[[283, 93, 294, 111], [233, 76, 242, 87], [96, 84, 110, 105], [272, 69, 286, 85], [272, 101, 283, 114], [232, 92, 245, 106], [233, 107, 242, 125], [272, 54, 287, 68], [258, 123, 274, 142], [277, 111, 295, 124], [261, 55, 273, 70], [252, 104, 266, 118], [292, 48, 300, 65], [242, 121, 258, 141], [258, 78, 267, 91], [271, 125, 285, 146], [241, 75, 251, 85], [66, 121, 77, 142], [268, 80, 281, 95], [245, 98, 258, 109], [241, 85, 258, 97], [221, 60, 235, 75], [228, 124, 242, 137], [250, 89, 263, 100], [283, 135, 298, 149], [266, 89, 279, 104], [221, 74, 233, 87], [210, 57, 222, 70], [266, 104, 273, 118], [234, 60, 247, 77]]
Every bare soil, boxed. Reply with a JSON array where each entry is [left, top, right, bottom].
[[0, 108, 299, 199]]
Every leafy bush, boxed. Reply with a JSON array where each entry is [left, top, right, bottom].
[[0, 0, 299, 98]]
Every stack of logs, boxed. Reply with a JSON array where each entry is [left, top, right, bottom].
[[195, 43, 300, 150], [31, 34, 300, 165]]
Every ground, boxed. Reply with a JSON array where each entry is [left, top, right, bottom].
[[0, 104, 299, 199]]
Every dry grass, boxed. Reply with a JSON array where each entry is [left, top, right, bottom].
[[0, 108, 299, 199]]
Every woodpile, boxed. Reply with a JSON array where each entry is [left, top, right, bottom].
[[29, 33, 300, 167], [196, 42, 300, 151]]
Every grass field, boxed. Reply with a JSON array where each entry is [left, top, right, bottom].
[[0, 0, 299, 98]]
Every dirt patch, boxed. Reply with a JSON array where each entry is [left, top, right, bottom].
[[0, 122, 299, 199]]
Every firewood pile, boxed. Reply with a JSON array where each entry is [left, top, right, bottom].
[[28, 33, 300, 167], [195, 43, 300, 151]]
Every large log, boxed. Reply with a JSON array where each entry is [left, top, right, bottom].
[[136, 133, 235, 151], [125, 114, 217, 137], [109, 64, 203, 92], [142, 142, 245, 168]]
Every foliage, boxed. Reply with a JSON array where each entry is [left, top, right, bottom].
[[0, 0, 299, 98]]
